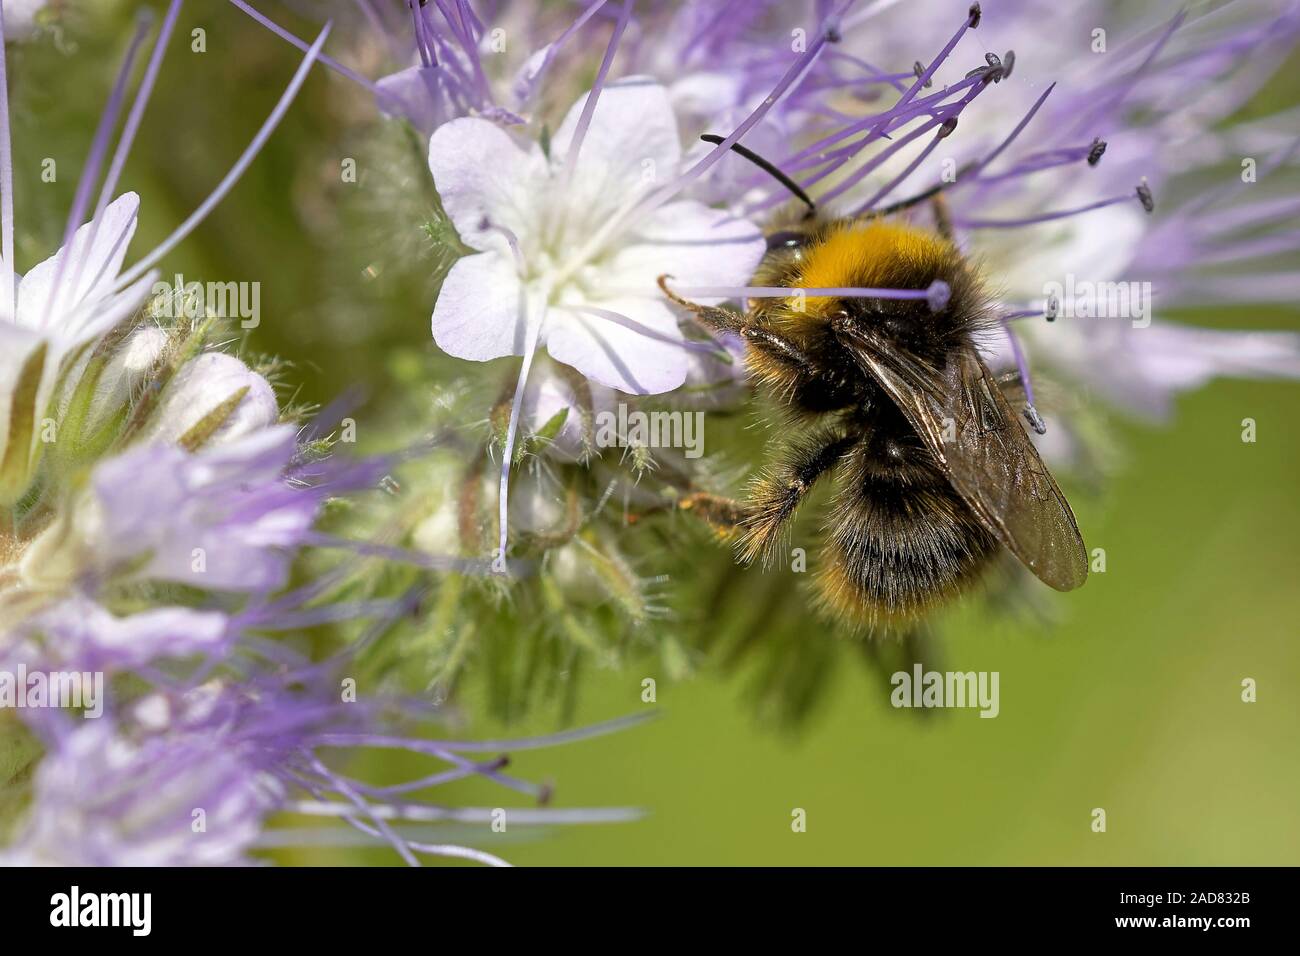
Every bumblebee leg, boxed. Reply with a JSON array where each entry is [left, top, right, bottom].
[[657, 274, 746, 334], [739, 326, 814, 373], [736, 430, 856, 566], [658, 274, 825, 394], [678, 491, 748, 532]]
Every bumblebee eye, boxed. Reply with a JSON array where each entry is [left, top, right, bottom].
[[765, 231, 807, 251]]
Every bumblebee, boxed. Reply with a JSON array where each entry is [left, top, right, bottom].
[[658, 146, 1087, 632]]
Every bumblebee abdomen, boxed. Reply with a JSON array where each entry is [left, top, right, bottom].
[[813, 438, 999, 631]]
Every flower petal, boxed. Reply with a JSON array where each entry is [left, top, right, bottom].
[[545, 297, 688, 395], [549, 76, 683, 222], [608, 198, 765, 304], [23, 596, 229, 671], [376, 65, 448, 135], [428, 117, 540, 253], [15, 193, 141, 335], [431, 251, 529, 362]]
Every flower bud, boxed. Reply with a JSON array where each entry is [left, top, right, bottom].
[[145, 353, 278, 449]]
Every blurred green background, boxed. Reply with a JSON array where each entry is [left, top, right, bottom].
[[11, 2, 1297, 865]]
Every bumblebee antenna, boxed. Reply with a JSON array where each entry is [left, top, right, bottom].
[[701, 134, 816, 216]]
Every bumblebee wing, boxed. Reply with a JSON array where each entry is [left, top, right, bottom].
[[846, 337, 1088, 591]]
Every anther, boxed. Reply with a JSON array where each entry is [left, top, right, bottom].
[[969, 3, 982, 28], [1136, 179, 1155, 213], [926, 280, 952, 312], [824, 17, 842, 43], [1022, 405, 1047, 435], [983, 53, 1007, 84], [938, 117, 959, 138], [1002, 50, 1015, 79], [913, 60, 933, 88], [1087, 138, 1107, 166], [1045, 293, 1059, 322]]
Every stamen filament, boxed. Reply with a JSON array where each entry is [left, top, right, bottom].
[[227, 0, 376, 90], [960, 81, 1055, 181], [496, 293, 548, 575], [0, 4, 17, 317], [953, 193, 1137, 229], [999, 319, 1045, 434], [851, 118, 954, 214], [672, 282, 950, 313], [516, 0, 610, 103], [43, 11, 153, 325], [113, 24, 332, 292], [559, 304, 731, 360], [550, 2, 851, 289], [74, 0, 184, 299], [562, 0, 633, 183]]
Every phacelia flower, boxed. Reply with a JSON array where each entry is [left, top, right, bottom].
[[2, 673, 647, 867], [428, 76, 764, 395]]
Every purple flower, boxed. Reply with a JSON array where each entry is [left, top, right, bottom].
[[91, 426, 317, 592], [16, 426, 317, 594], [677, 0, 1300, 421], [10, 596, 228, 673], [2, 671, 647, 866]]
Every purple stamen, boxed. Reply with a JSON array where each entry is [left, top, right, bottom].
[[1072, 9, 1186, 137], [890, 4, 982, 118], [562, 0, 633, 181], [815, 87, 980, 209], [313, 711, 654, 754], [960, 82, 1056, 181], [227, 1, 376, 90], [113, 24, 332, 291], [560, 304, 732, 360], [781, 70, 990, 177], [800, 72, 915, 94], [826, 49, 908, 92], [409, 0, 437, 68], [73, 0, 184, 299], [671, 281, 951, 313], [43, 11, 153, 325], [998, 319, 1045, 433], [969, 144, 1101, 187], [514, 0, 610, 104], [634, 5, 849, 217], [953, 188, 1147, 229], [434, 0, 491, 104], [0, 4, 16, 317], [851, 116, 958, 215]]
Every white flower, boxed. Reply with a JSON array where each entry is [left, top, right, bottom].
[[428, 77, 765, 396], [1, 0, 47, 42], [0, 194, 158, 503]]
